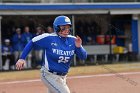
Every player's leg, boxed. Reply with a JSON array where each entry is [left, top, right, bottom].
[[41, 72, 60, 93], [26, 52, 32, 68], [40, 68, 70, 93], [2, 55, 6, 66], [41, 74, 70, 93], [56, 75, 70, 93], [2, 55, 6, 70], [8, 54, 15, 70], [14, 51, 19, 62]]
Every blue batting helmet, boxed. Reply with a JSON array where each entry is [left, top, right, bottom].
[[53, 16, 72, 32]]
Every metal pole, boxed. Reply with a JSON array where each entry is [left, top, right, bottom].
[[72, 15, 75, 36], [108, 11, 113, 63], [71, 15, 77, 66], [0, 16, 2, 70]]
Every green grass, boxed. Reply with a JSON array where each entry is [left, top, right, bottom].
[[0, 62, 140, 81]]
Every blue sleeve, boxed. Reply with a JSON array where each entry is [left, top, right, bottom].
[[75, 46, 87, 60], [20, 40, 33, 59]]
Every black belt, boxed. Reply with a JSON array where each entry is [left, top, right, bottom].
[[48, 70, 67, 76]]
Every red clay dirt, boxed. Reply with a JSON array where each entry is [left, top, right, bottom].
[[0, 73, 140, 93]]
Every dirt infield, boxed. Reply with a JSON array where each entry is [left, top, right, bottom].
[[0, 72, 140, 93]]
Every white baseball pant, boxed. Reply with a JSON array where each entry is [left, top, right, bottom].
[[40, 67, 70, 93]]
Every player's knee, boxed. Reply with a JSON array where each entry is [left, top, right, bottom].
[[60, 87, 70, 93]]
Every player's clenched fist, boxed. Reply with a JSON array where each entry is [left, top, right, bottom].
[[75, 35, 82, 48], [16, 59, 26, 70]]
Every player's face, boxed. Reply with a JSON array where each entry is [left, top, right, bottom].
[[59, 25, 71, 37]]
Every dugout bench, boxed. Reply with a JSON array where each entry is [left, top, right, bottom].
[[83, 45, 117, 63]]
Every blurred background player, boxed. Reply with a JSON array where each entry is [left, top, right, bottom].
[[22, 26, 33, 68], [12, 28, 25, 64], [46, 26, 54, 33], [32, 26, 44, 68], [16, 15, 87, 93], [2, 39, 15, 70]]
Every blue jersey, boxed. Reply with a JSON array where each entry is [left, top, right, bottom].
[[20, 33, 87, 73]]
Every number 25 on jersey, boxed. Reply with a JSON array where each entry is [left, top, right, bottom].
[[58, 56, 70, 63]]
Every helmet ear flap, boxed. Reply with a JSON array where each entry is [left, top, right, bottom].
[[56, 26, 60, 32], [57, 26, 60, 32], [53, 25, 60, 32]]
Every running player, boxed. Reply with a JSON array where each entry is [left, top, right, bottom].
[[16, 15, 87, 93]]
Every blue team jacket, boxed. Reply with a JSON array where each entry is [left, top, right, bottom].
[[12, 34, 25, 51], [20, 33, 87, 73]]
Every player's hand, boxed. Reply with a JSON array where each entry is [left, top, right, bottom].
[[16, 59, 26, 70], [75, 35, 82, 48]]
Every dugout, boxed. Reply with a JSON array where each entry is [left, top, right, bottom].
[[0, 3, 140, 69]]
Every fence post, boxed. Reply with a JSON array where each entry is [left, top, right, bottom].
[[0, 16, 2, 70]]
